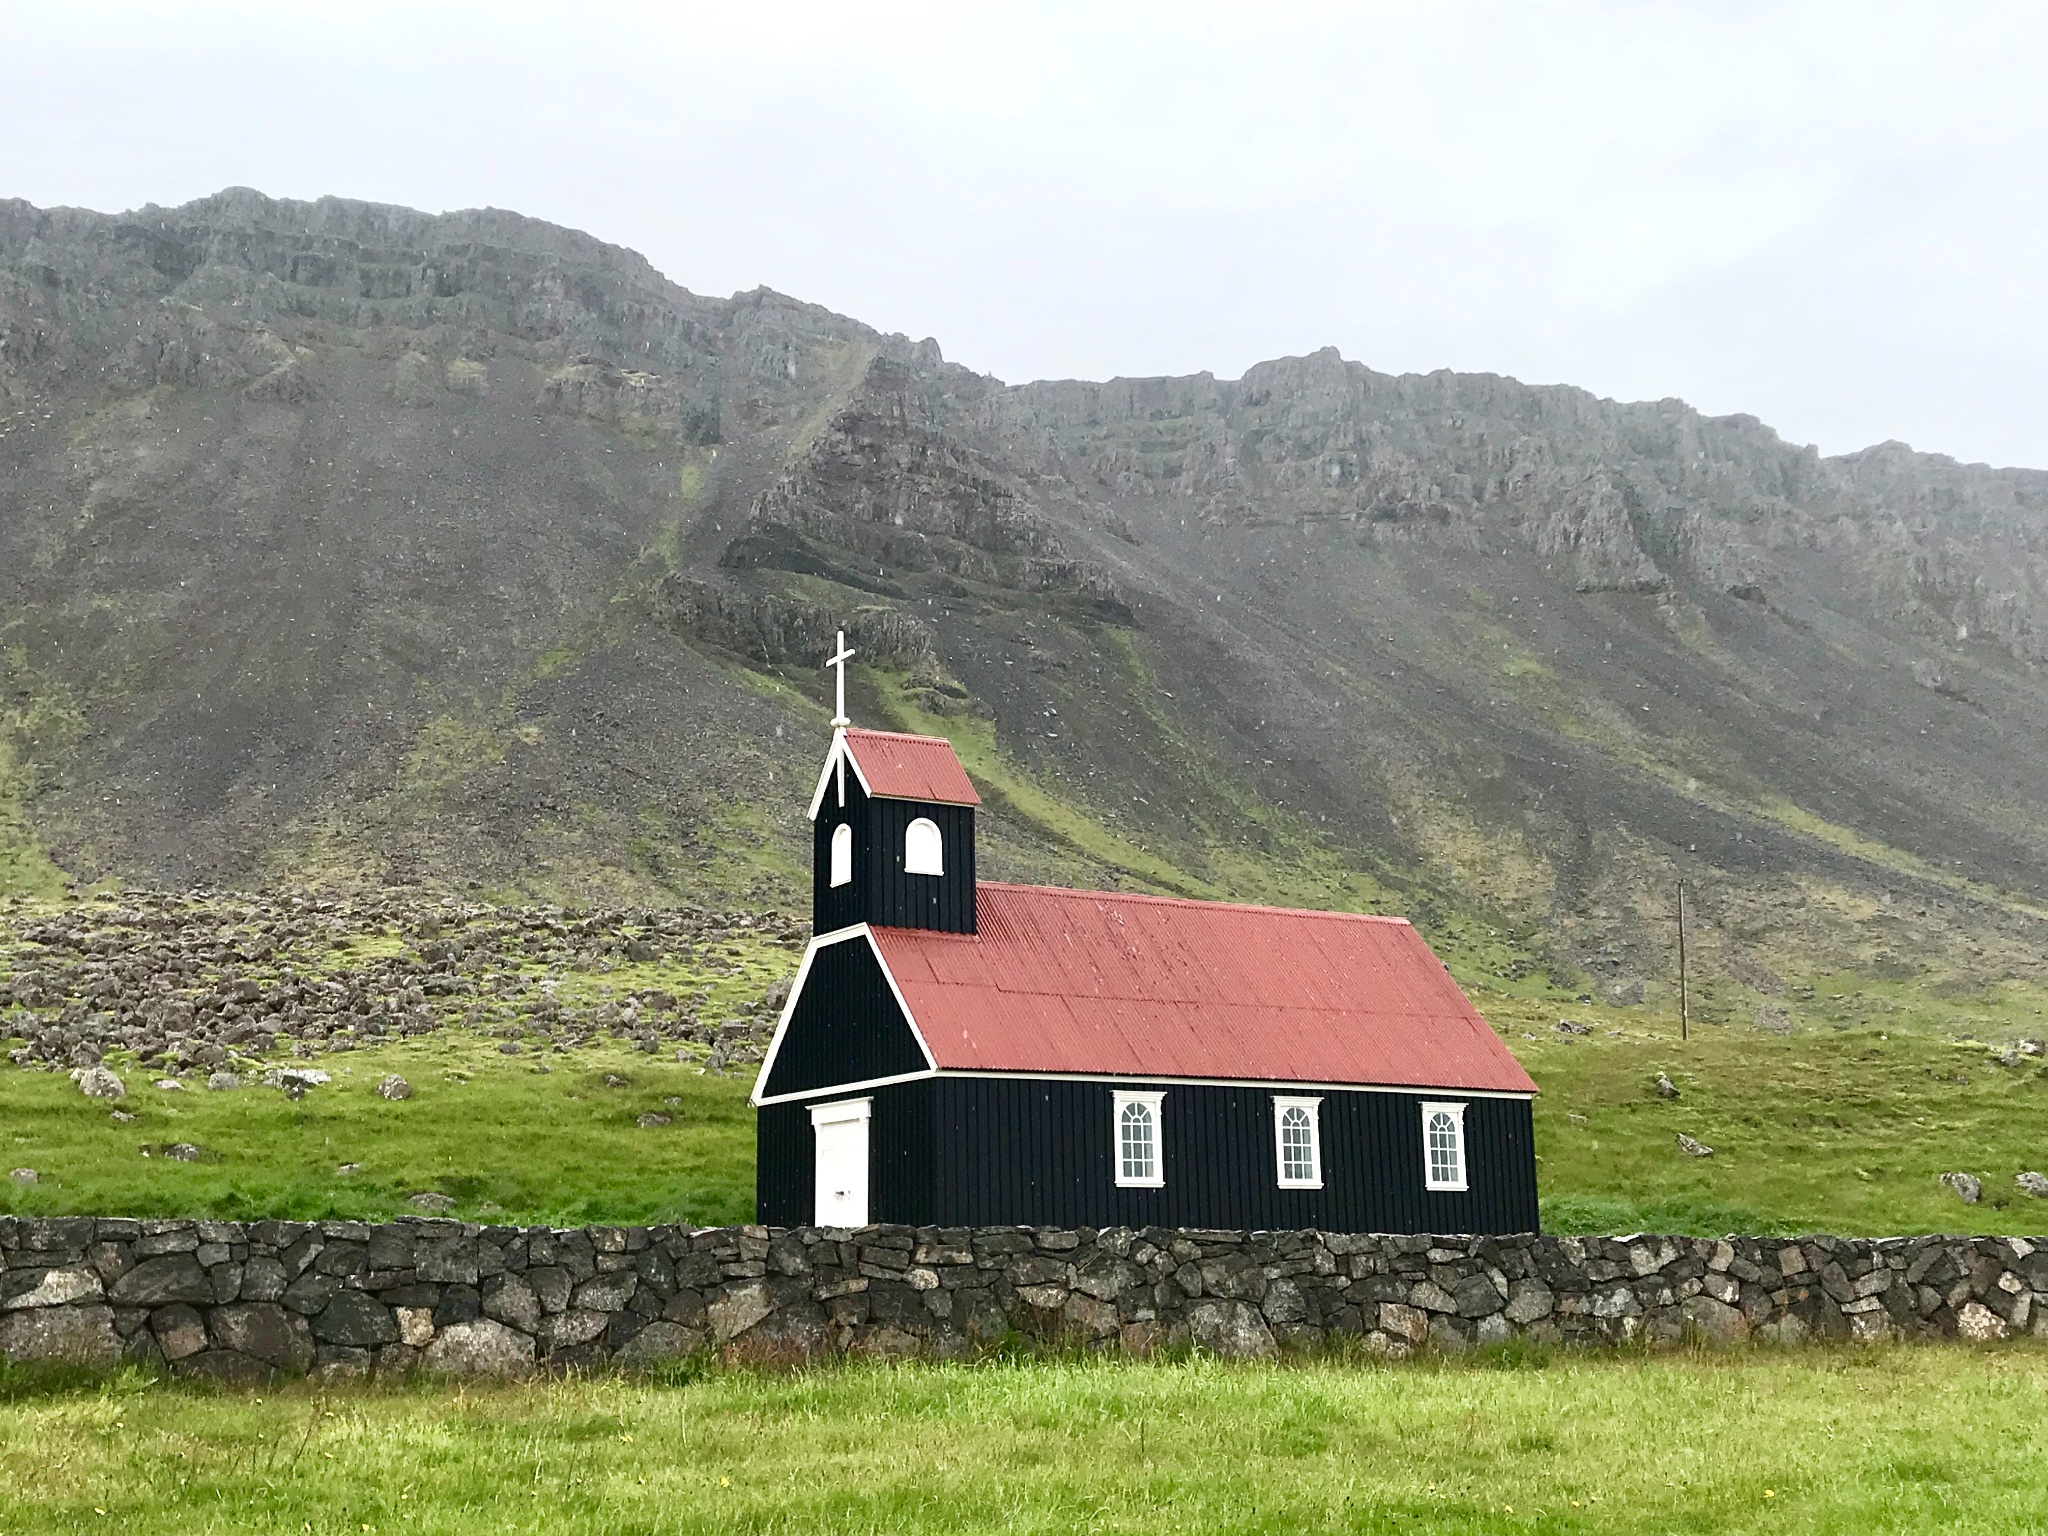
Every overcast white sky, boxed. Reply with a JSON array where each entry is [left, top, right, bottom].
[[5, 2, 2044, 467]]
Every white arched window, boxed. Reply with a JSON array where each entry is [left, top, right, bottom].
[[1423, 1101, 1467, 1191], [1113, 1090, 1164, 1187], [1273, 1096, 1323, 1188], [904, 817, 944, 876], [829, 823, 852, 888]]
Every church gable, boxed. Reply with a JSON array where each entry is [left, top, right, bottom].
[[756, 931, 933, 1102]]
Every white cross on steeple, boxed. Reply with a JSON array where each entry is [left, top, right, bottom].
[[827, 630, 856, 728]]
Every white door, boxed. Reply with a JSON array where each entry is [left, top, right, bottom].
[[810, 1098, 872, 1227]]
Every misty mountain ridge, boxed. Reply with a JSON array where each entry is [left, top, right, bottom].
[[4, 187, 2048, 1022]]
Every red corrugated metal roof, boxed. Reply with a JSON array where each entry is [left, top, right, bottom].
[[870, 883, 1536, 1095], [844, 728, 980, 806]]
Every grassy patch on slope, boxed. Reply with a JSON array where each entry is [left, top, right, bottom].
[[0, 1035, 754, 1228], [1481, 990, 2048, 1235], [14, 991, 2045, 1237], [2, 1348, 2046, 1533]]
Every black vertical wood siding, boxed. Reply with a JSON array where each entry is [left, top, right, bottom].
[[756, 1100, 811, 1226], [812, 778, 976, 935], [757, 1081, 935, 1226], [757, 1076, 1537, 1233], [757, 935, 927, 1100]]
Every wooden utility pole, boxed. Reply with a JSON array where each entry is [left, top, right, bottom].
[[1676, 880, 1689, 1042]]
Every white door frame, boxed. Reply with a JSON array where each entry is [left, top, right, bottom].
[[809, 1097, 873, 1227]]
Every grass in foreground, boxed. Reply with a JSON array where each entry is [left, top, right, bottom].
[[1, 1346, 2046, 1533]]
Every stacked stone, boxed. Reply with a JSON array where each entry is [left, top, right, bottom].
[[2, 1219, 2044, 1376]]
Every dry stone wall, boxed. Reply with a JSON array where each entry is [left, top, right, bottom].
[[3, 1218, 2044, 1378]]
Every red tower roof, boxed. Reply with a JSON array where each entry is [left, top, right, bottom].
[[807, 727, 980, 818], [869, 883, 1535, 1095]]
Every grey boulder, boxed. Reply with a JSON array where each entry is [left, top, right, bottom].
[[1678, 1295, 1749, 1344], [108, 1255, 215, 1308], [1185, 1299, 1278, 1360], [74, 1065, 125, 1100], [421, 1318, 534, 1378], [3, 1267, 104, 1310], [0, 1305, 122, 1366], [615, 1320, 705, 1364], [210, 1303, 316, 1372], [311, 1291, 400, 1348]]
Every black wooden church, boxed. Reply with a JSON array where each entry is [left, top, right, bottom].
[[753, 639, 1539, 1233]]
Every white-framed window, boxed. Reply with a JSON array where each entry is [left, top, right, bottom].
[[829, 822, 853, 887], [1422, 1101, 1468, 1192], [1113, 1090, 1165, 1187], [904, 816, 944, 876], [1273, 1096, 1323, 1188]]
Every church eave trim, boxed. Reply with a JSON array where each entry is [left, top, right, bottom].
[[804, 730, 876, 822]]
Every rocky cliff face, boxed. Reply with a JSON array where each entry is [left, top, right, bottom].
[[5, 189, 2048, 1009]]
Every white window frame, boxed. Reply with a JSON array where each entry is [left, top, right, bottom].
[[1273, 1095, 1324, 1189], [904, 816, 944, 876], [1113, 1090, 1165, 1188], [829, 822, 853, 887], [1422, 1101, 1468, 1192]]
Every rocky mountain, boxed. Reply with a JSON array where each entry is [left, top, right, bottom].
[[5, 188, 2048, 1019]]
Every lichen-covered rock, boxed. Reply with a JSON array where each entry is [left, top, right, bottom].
[[311, 1291, 399, 1348], [210, 1303, 316, 1372], [74, 1065, 125, 1100], [422, 1318, 534, 1377], [0, 1304, 122, 1364], [151, 1304, 209, 1360], [1503, 1280, 1554, 1324], [1678, 1296, 1747, 1345], [1186, 1299, 1276, 1359], [1956, 1301, 2007, 1341], [482, 1274, 543, 1334], [3, 1267, 104, 1310], [108, 1255, 213, 1308], [707, 1281, 775, 1343]]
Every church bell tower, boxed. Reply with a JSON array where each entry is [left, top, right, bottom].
[[806, 632, 979, 936]]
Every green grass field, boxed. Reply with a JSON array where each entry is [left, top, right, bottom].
[[0, 1036, 755, 1228], [5, 987, 2045, 1235], [1488, 991, 2048, 1236], [2, 1346, 2045, 1534]]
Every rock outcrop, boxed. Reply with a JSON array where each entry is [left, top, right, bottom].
[[6, 188, 2048, 996]]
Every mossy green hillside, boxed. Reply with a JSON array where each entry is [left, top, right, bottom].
[[1477, 986, 2048, 1236], [0, 649, 82, 901], [871, 658, 1520, 979], [0, 1034, 753, 1228], [8, 980, 2048, 1234]]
